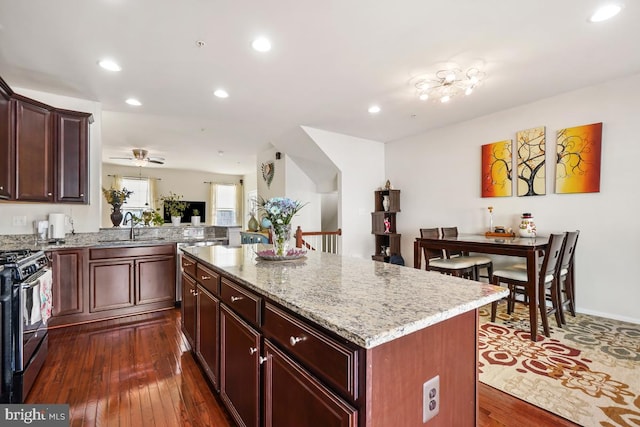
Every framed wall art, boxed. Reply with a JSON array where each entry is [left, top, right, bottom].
[[516, 126, 546, 196], [555, 122, 602, 194], [481, 140, 513, 197]]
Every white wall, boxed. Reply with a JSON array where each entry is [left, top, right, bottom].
[[285, 155, 321, 233], [303, 127, 385, 259], [386, 73, 640, 323], [0, 88, 102, 235], [102, 164, 242, 227]]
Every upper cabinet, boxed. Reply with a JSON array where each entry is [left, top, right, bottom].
[[14, 96, 54, 202], [0, 76, 92, 204], [0, 79, 14, 200], [54, 110, 89, 203]]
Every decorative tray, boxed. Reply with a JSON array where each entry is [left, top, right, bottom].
[[255, 248, 307, 261], [484, 231, 516, 238]]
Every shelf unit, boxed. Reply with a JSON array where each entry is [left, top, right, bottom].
[[371, 189, 400, 262]]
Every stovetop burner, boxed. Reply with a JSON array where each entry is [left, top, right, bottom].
[[0, 249, 34, 265]]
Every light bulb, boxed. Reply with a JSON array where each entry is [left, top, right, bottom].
[[419, 93, 429, 101], [465, 87, 473, 96], [590, 4, 622, 22], [440, 95, 450, 103]]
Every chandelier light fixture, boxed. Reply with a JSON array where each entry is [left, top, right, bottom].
[[414, 67, 485, 103]]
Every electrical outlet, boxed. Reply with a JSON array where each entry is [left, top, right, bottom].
[[12, 216, 27, 227], [423, 375, 440, 423]]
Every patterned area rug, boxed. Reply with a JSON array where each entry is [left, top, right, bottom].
[[478, 303, 640, 427]]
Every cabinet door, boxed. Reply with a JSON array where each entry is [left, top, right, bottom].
[[55, 112, 88, 203], [136, 255, 175, 305], [0, 86, 13, 200], [89, 260, 134, 312], [220, 305, 260, 427], [181, 272, 197, 348], [50, 249, 85, 317], [196, 286, 219, 390], [14, 99, 54, 202], [263, 340, 357, 427]]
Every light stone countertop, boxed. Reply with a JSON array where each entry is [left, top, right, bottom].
[[182, 244, 509, 349]]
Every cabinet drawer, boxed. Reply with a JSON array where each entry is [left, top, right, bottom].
[[220, 278, 261, 327], [181, 255, 196, 279], [196, 263, 219, 295], [263, 303, 358, 400], [90, 244, 174, 260]]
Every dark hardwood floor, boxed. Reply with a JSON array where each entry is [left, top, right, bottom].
[[27, 308, 579, 427]]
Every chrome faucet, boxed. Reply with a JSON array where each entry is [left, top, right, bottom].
[[123, 212, 136, 240]]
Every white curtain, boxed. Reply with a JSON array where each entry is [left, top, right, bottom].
[[235, 183, 243, 226], [148, 178, 158, 211], [209, 183, 217, 225]]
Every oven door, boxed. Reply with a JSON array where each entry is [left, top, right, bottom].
[[1, 269, 13, 402], [16, 268, 49, 371]]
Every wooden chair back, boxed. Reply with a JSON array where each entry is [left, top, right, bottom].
[[540, 233, 566, 281], [559, 230, 580, 273], [419, 228, 443, 260], [440, 226, 465, 258]]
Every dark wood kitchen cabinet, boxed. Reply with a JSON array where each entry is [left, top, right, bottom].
[[220, 305, 261, 427], [0, 78, 14, 200], [263, 340, 357, 427], [180, 256, 221, 389], [0, 75, 91, 204], [49, 248, 87, 321], [14, 97, 54, 202], [54, 111, 89, 203], [48, 244, 175, 328]]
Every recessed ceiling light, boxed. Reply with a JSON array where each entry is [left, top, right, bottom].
[[125, 98, 142, 106], [252, 37, 272, 52], [214, 89, 229, 98], [98, 59, 122, 72], [589, 4, 622, 22]]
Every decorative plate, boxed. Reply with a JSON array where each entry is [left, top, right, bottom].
[[255, 248, 307, 261]]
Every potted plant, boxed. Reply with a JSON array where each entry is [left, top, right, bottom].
[[160, 192, 189, 226], [102, 187, 133, 227], [191, 209, 201, 226]]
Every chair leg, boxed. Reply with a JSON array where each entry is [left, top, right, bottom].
[[538, 282, 551, 337], [550, 279, 563, 328], [486, 264, 493, 283], [491, 300, 498, 322], [566, 269, 576, 316], [558, 277, 567, 325]]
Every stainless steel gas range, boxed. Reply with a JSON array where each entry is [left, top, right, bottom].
[[0, 249, 51, 403]]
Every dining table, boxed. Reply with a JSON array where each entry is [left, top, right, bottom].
[[413, 233, 549, 341]]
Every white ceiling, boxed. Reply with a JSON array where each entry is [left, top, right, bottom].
[[1, 1, 638, 175]]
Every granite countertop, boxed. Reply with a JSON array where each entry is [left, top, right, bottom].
[[182, 245, 508, 349]]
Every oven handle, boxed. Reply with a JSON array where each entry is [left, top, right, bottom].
[[21, 267, 49, 288]]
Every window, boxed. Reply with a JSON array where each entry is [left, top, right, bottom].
[[121, 177, 150, 221], [215, 184, 237, 225]]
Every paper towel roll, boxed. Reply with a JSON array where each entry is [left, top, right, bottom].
[[48, 213, 66, 240]]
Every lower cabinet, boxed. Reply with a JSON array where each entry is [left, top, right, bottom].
[[49, 244, 175, 327], [50, 248, 86, 319], [181, 272, 197, 348], [263, 340, 357, 427], [196, 285, 219, 389], [220, 305, 261, 427]]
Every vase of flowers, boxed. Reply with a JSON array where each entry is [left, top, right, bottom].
[[259, 197, 306, 256], [160, 192, 189, 226], [102, 187, 133, 227]]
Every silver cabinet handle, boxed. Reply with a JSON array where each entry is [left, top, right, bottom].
[[259, 356, 268, 364], [0, 186, 3, 190], [289, 336, 305, 346], [201, 275, 211, 280], [231, 295, 243, 302], [47, 192, 52, 196], [183, 262, 193, 266], [80, 193, 84, 197], [249, 347, 258, 355]]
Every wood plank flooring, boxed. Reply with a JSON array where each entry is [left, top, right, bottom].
[[27, 308, 579, 427]]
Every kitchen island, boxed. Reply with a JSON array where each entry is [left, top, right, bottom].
[[181, 244, 507, 427]]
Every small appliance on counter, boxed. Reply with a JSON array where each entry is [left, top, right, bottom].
[[48, 213, 66, 244], [34, 220, 49, 243]]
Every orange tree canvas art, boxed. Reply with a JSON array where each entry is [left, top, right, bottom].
[[481, 140, 513, 197], [516, 126, 546, 196], [555, 122, 602, 194]]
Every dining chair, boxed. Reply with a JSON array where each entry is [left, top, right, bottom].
[[490, 233, 566, 338], [557, 230, 580, 324], [419, 228, 476, 279], [440, 226, 493, 282]]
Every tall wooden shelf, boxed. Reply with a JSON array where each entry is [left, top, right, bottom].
[[371, 189, 401, 262]]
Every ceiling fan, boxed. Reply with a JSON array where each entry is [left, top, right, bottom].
[[109, 149, 165, 166]]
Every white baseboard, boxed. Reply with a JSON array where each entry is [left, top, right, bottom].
[[576, 308, 640, 325]]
